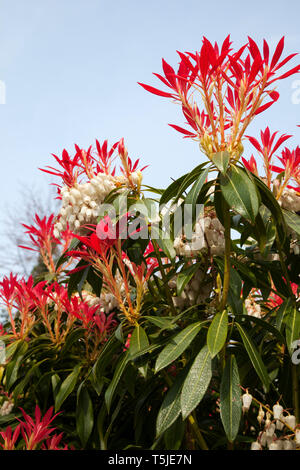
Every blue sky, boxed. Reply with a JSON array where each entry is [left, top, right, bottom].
[[0, 0, 300, 266]]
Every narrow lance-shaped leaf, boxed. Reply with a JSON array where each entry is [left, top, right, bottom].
[[55, 364, 81, 412], [181, 346, 212, 419], [235, 323, 270, 391], [176, 264, 200, 296], [283, 209, 300, 237], [207, 311, 228, 358], [220, 166, 260, 222], [156, 371, 187, 437], [285, 305, 300, 356], [129, 325, 150, 378], [105, 352, 129, 413], [220, 355, 242, 443], [155, 322, 203, 373], [76, 383, 94, 447]]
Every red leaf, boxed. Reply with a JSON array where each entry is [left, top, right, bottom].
[[162, 59, 177, 87], [168, 124, 196, 136], [270, 37, 285, 69], [247, 136, 262, 153], [138, 82, 174, 98]]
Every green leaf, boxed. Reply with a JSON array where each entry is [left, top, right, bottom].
[[105, 352, 129, 413], [211, 151, 230, 174], [185, 168, 209, 214], [129, 325, 150, 378], [155, 322, 203, 373], [181, 346, 212, 419], [220, 166, 260, 222], [220, 355, 242, 443], [76, 383, 94, 447], [207, 311, 228, 358], [275, 298, 291, 331], [285, 305, 300, 356], [160, 164, 208, 205], [55, 364, 81, 412], [156, 370, 186, 436], [164, 417, 185, 450], [283, 209, 300, 237], [235, 323, 270, 391], [143, 316, 177, 330], [176, 264, 200, 296]]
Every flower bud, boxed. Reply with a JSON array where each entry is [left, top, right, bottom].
[[251, 441, 261, 450], [242, 392, 252, 412], [273, 403, 283, 420], [284, 414, 296, 430]]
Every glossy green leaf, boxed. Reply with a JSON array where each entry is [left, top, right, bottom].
[[76, 383, 94, 447], [155, 322, 202, 373], [156, 370, 186, 436], [176, 264, 200, 296], [55, 364, 81, 412], [220, 355, 242, 442], [211, 151, 230, 174], [181, 346, 212, 419], [207, 311, 228, 358], [129, 325, 149, 378], [220, 166, 260, 222], [235, 323, 270, 391], [285, 305, 300, 356], [283, 209, 300, 237], [185, 168, 209, 212], [105, 352, 129, 413]]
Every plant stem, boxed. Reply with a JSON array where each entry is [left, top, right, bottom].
[[219, 206, 231, 312], [188, 413, 209, 450], [292, 364, 300, 423]]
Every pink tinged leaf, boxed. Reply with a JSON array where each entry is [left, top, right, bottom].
[[153, 73, 174, 88], [275, 53, 298, 71], [137, 82, 174, 98], [247, 136, 263, 153], [168, 124, 197, 136], [248, 56, 263, 84], [162, 59, 177, 87], [272, 134, 292, 154], [270, 37, 285, 69], [276, 65, 300, 80], [270, 165, 285, 173], [248, 36, 262, 61], [263, 39, 270, 64], [254, 100, 275, 115]]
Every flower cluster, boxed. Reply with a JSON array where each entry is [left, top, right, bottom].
[[0, 400, 14, 417], [174, 210, 225, 258], [41, 138, 145, 237], [169, 269, 213, 310], [242, 392, 300, 450]]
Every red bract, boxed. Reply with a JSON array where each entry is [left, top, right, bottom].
[[242, 155, 259, 176], [0, 424, 21, 450], [17, 406, 63, 450], [95, 139, 118, 175], [139, 36, 300, 162], [40, 148, 81, 189], [271, 146, 300, 185], [246, 128, 291, 186]]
